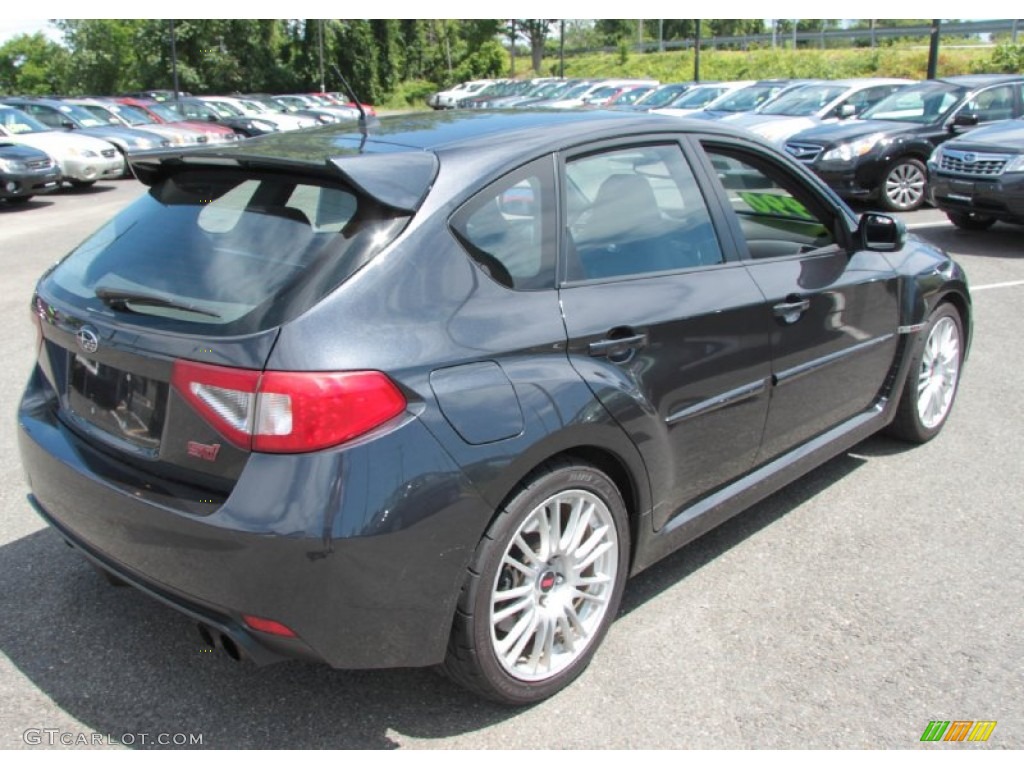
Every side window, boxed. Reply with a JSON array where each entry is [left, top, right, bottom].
[[449, 156, 556, 290], [966, 85, 1015, 123], [703, 145, 837, 260], [564, 144, 722, 281], [25, 105, 59, 128]]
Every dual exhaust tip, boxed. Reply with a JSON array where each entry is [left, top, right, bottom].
[[197, 623, 244, 662]]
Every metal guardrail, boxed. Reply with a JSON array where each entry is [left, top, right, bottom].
[[563, 19, 1022, 55]]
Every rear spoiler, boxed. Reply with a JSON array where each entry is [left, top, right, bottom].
[[129, 149, 439, 214]]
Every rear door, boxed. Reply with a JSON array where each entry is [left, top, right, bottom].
[[694, 138, 901, 462], [557, 139, 772, 529]]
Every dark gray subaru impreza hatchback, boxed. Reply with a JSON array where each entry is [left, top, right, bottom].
[[19, 109, 970, 704]]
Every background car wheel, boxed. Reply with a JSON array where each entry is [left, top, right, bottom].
[[887, 303, 964, 443], [69, 180, 96, 189], [947, 210, 996, 231], [443, 457, 629, 705], [3, 196, 33, 205], [880, 158, 928, 212]]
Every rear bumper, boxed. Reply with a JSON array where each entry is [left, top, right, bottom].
[[18, 370, 489, 669]]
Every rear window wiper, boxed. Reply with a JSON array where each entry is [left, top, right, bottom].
[[95, 287, 222, 319]]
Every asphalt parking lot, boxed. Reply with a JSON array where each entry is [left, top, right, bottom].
[[1, 180, 1021, 749]]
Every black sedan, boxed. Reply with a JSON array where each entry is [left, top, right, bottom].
[[19, 110, 970, 705], [928, 117, 1024, 229], [784, 75, 1024, 211], [0, 142, 60, 204]]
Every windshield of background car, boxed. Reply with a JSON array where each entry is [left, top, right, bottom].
[[207, 101, 243, 116], [668, 86, 728, 108], [711, 85, 782, 112], [45, 170, 411, 335], [637, 86, 688, 107], [77, 105, 121, 124], [57, 103, 106, 128], [145, 103, 183, 122], [118, 105, 157, 124], [759, 85, 846, 115], [561, 84, 591, 100], [0, 107, 51, 134], [859, 82, 965, 123]]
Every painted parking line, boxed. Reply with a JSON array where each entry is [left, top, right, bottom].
[[971, 279, 1024, 292]]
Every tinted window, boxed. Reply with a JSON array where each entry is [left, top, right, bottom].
[[565, 144, 722, 280], [450, 156, 557, 290], [964, 85, 1017, 122], [860, 82, 964, 123], [760, 85, 846, 116], [46, 170, 409, 334], [0, 107, 50, 134], [704, 146, 836, 260]]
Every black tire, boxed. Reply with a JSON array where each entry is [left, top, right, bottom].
[[887, 303, 964, 443], [880, 157, 928, 212], [443, 457, 630, 705], [70, 180, 96, 188], [4, 196, 33, 205], [947, 210, 996, 231]]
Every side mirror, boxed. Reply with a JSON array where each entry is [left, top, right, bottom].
[[952, 112, 979, 131], [858, 212, 906, 252], [61, 120, 76, 130], [838, 104, 858, 119]]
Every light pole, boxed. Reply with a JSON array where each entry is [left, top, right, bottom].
[[927, 19, 941, 80], [169, 19, 180, 105], [318, 19, 325, 93]]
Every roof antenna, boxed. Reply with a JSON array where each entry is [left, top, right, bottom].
[[330, 63, 380, 134]]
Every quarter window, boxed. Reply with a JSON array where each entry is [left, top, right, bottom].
[[450, 156, 556, 290], [965, 85, 1016, 122], [564, 144, 722, 281]]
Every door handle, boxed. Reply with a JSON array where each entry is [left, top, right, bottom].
[[588, 333, 648, 358], [773, 297, 811, 324]]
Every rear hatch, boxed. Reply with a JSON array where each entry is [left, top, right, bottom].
[[33, 164, 410, 508]]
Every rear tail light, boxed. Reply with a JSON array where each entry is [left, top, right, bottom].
[[171, 360, 406, 453], [242, 614, 297, 638]]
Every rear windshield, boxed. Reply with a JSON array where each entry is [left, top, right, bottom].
[[45, 169, 410, 335]]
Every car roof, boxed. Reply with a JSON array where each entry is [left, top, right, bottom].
[[936, 74, 1024, 86], [131, 109, 750, 212]]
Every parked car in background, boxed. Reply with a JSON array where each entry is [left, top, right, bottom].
[[243, 95, 348, 125], [197, 97, 317, 132], [162, 97, 271, 138], [928, 115, 1024, 229], [116, 98, 240, 144], [601, 85, 657, 109], [1, 97, 171, 168], [785, 75, 1024, 211], [612, 82, 697, 112], [61, 98, 203, 147], [722, 78, 912, 146], [273, 94, 360, 121], [318, 93, 377, 116], [0, 141, 60, 204], [428, 79, 495, 109], [20, 109, 970, 707], [0, 105, 123, 186], [684, 79, 815, 121], [532, 79, 658, 109], [482, 79, 570, 109], [652, 80, 755, 116], [582, 84, 656, 109]]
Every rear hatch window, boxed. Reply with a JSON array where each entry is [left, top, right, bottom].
[[43, 168, 410, 335]]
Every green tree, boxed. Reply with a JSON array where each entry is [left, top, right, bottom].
[[0, 32, 70, 94], [516, 19, 555, 73]]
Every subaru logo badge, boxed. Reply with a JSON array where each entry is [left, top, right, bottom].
[[76, 326, 100, 354], [964, 153, 976, 163]]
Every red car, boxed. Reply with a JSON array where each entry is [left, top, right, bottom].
[[115, 98, 238, 144]]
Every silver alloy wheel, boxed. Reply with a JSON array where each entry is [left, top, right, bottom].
[[489, 489, 619, 682], [884, 161, 926, 210], [917, 316, 961, 429]]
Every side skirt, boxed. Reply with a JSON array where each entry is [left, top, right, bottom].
[[630, 402, 890, 575]]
